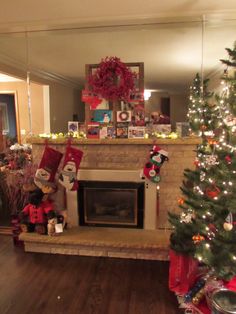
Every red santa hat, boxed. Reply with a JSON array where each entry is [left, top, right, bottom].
[[151, 145, 168, 158]]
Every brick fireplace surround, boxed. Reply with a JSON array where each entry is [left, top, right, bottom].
[[20, 137, 200, 260]]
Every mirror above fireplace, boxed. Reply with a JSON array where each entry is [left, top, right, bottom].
[[0, 15, 235, 135]]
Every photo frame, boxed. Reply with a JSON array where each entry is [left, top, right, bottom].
[[87, 122, 100, 139], [68, 121, 79, 133], [116, 123, 128, 138], [117, 111, 132, 122], [92, 110, 113, 123], [128, 126, 146, 138]]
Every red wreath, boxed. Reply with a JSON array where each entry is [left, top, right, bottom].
[[88, 56, 137, 102]]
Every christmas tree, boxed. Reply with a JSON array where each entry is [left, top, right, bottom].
[[169, 42, 236, 280], [187, 73, 218, 135]]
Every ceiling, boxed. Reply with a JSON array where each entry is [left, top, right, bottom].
[[0, 1, 235, 94]]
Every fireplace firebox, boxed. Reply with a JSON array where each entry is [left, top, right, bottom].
[[78, 181, 144, 228]]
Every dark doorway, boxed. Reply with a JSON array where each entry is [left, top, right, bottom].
[[160, 97, 170, 117], [0, 93, 18, 144]]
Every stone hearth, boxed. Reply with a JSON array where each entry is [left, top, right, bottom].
[[20, 227, 171, 260]]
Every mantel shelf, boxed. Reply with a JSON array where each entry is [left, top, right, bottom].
[[27, 136, 201, 145]]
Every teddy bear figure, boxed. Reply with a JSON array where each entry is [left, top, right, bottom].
[[20, 188, 55, 234]]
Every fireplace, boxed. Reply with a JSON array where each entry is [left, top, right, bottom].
[[76, 169, 158, 230], [78, 181, 144, 228]]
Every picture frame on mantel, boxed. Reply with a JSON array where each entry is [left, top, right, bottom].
[[84, 62, 144, 131]]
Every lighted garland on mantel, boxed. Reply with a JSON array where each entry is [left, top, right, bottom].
[[36, 131, 179, 140], [88, 56, 137, 102]]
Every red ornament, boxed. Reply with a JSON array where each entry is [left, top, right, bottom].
[[194, 159, 200, 167], [208, 223, 217, 233], [225, 155, 232, 164], [88, 56, 137, 102], [205, 185, 221, 199], [178, 198, 185, 205]]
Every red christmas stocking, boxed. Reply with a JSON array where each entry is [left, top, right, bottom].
[[59, 144, 83, 191], [34, 145, 63, 193]]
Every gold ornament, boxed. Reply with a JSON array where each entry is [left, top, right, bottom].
[[192, 234, 205, 244], [223, 222, 233, 231], [192, 288, 205, 305]]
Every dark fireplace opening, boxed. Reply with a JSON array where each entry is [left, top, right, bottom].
[[78, 181, 144, 228]]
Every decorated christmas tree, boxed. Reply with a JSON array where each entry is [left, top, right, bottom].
[[187, 73, 203, 134], [169, 42, 236, 281], [187, 73, 219, 135]]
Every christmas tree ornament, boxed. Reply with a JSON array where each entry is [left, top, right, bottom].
[[34, 145, 63, 193], [204, 143, 212, 153], [178, 198, 185, 205], [59, 143, 83, 191], [184, 180, 194, 189], [224, 114, 236, 126], [205, 154, 219, 166], [201, 125, 207, 131], [223, 212, 233, 231], [207, 138, 218, 145], [223, 222, 233, 231], [208, 223, 217, 233], [194, 158, 200, 167], [205, 185, 220, 199], [225, 155, 232, 164], [180, 212, 194, 224], [200, 171, 206, 181], [192, 234, 205, 244]]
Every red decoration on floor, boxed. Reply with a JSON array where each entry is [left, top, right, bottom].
[[169, 249, 198, 294], [11, 214, 24, 247]]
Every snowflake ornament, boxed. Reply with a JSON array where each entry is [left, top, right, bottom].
[[180, 212, 194, 223], [205, 155, 219, 166], [200, 171, 206, 182]]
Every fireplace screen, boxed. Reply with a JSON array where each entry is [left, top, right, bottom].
[[78, 181, 144, 228]]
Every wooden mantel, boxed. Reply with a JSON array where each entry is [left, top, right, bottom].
[[27, 136, 201, 146]]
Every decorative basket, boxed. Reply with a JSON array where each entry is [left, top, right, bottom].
[[210, 289, 236, 314]]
